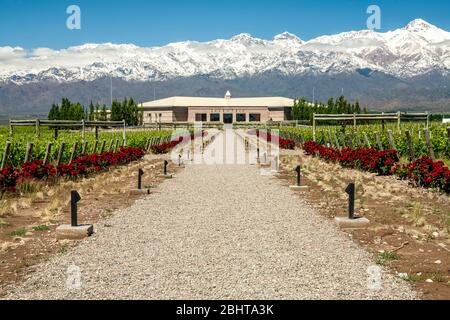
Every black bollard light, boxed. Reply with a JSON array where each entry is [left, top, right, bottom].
[[164, 160, 168, 176], [345, 183, 355, 219], [138, 169, 144, 190], [294, 165, 301, 186], [71, 190, 81, 227], [257, 148, 260, 159], [178, 154, 182, 166]]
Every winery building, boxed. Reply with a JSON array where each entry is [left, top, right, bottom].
[[141, 91, 294, 124]]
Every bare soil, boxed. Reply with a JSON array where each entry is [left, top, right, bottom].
[[278, 150, 450, 300], [0, 156, 182, 297]]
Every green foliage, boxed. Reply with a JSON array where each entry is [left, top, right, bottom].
[[48, 98, 85, 121], [9, 228, 27, 237], [110, 97, 142, 126], [33, 225, 50, 231], [281, 122, 450, 161], [0, 126, 173, 167], [376, 251, 400, 266], [291, 96, 365, 121], [48, 97, 142, 125]]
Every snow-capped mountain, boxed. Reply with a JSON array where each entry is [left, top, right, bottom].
[[2, 18, 450, 85]]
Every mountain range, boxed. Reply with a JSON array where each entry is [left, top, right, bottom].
[[1, 18, 450, 114]]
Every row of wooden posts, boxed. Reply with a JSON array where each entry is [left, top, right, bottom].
[[0, 135, 170, 170]]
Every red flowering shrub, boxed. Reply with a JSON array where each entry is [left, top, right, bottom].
[[303, 141, 399, 176], [0, 166, 19, 193], [279, 138, 296, 150], [21, 160, 56, 180], [151, 131, 208, 154], [0, 147, 145, 194], [246, 130, 296, 150], [392, 156, 450, 193], [150, 140, 180, 154], [57, 147, 145, 177]]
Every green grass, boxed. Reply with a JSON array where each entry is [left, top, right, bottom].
[[431, 272, 446, 283], [376, 251, 400, 266], [8, 227, 27, 237], [32, 225, 49, 231], [402, 273, 423, 282]]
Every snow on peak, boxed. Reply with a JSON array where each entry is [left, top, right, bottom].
[[401, 18, 450, 43], [230, 33, 255, 41], [404, 18, 436, 31], [273, 32, 303, 43], [2, 18, 450, 84]]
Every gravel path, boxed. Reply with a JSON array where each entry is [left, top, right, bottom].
[[4, 131, 417, 300]]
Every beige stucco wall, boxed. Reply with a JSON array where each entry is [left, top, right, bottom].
[[143, 110, 173, 123], [142, 106, 288, 123], [187, 106, 270, 123]]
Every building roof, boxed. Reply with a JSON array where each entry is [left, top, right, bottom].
[[142, 95, 295, 108]]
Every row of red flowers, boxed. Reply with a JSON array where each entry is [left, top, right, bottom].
[[150, 130, 208, 154], [303, 141, 399, 176], [247, 129, 296, 150], [0, 146, 145, 194], [392, 156, 450, 193], [303, 141, 450, 193]]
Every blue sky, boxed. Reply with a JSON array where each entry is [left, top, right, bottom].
[[1, 0, 449, 49]]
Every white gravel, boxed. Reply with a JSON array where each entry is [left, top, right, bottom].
[[3, 131, 417, 300]]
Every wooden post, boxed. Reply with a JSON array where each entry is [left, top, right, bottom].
[[313, 114, 316, 142], [426, 112, 430, 129], [327, 129, 334, 148], [81, 119, 86, 141], [54, 128, 58, 140], [321, 131, 326, 146], [122, 120, 126, 146], [375, 132, 383, 151], [405, 129, 415, 161], [92, 140, 98, 155], [362, 132, 371, 148], [346, 133, 353, 149], [397, 112, 401, 134], [353, 113, 357, 130], [43, 143, 52, 165], [108, 140, 114, 152], [424, 128, 435, 160], [1, 141, 11, 169], [24, 142, 34, 163], [340, 132, 347, 148], [82, 141, 88, 155], [35, 119, 40, 138], [9, 121, 13, 137], [99, 140, 106, 154], [56, 142, 66, 165], [447, 127, 450, 146], [333, 132, 340, 149], [95, 125, 99, 141], [387, 130, 397, 150], [69, 142, 78, 163], [353, 132, 361, 147]]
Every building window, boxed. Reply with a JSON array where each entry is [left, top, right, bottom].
[[195, 113, 207, 122], [210, 113, 220, 122], [223, 113, 233, 124], [249, 113, 261, 122], [236, 113, 246, 122]]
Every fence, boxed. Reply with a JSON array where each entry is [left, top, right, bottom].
[[10, 119, 127, 143], [312, 112, 429, 141]]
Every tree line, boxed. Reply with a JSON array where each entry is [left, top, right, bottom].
[[291, 96, 368, 121], [48, 97, 143, 126]]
